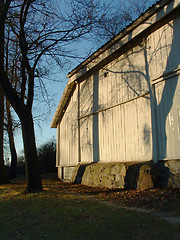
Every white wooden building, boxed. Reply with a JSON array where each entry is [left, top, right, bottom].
[[51, 0, 180, 182]]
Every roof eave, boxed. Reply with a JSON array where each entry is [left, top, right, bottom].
[[50, 80, 75, 128], [66, 0, 169, 79]]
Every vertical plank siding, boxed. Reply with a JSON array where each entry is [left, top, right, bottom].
[[58, 6, 180, 167], [80, 116, 93, 163], [93, 96, 152, 163], [155, 75, 180, 160], [56, 87, 78, 166]]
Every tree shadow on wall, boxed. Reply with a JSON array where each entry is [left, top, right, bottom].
[[102, 3, 179, 163]]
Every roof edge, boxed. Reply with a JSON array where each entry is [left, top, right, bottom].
[[66, 0, 169, 79]]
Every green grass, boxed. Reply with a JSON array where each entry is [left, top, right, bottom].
[[0, 178, 180, 240]]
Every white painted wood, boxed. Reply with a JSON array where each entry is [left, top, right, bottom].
[[136, 96, 152, 160], [97, 94, 152, 163], [55, 1, 180, 169], [80, 76, 93, 117], [80, 116, 93, 163], [56, 124, 60, 166], [147, 17, 180, 80], [59, 87, 78, 166], [155, 75, 180, 160]]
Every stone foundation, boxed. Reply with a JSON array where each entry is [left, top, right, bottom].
[[67, 160, 180, 190]]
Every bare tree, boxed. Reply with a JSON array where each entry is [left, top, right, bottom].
[[4, 99, 18, 179], [93, 0, 154, 43], [0, 0, 108, 192], [0, 86, 8, 184], [3, 26, 19, 179], [0, 0, 9, 184]]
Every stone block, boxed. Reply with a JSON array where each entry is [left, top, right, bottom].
[[69, 160, 180, 190], [137, 164, 154, 190], [168, 173, 180, 188], [164, 160, 180, 175]]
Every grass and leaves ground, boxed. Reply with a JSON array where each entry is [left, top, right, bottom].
[[0, 174, 180, 240]]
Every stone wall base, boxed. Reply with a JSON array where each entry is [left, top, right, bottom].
[[64, 160, 180, 190]]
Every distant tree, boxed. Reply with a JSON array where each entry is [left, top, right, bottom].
[[5, 99, 18, 179], [0, 0, 8, 184], [3, 26, 20, 179], [16, 154, 26, 175], [0, 86, 8, 184], [93, 0, 154, 43], [38, 140, 56, 173]]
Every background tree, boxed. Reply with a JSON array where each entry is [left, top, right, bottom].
[[0, 86, 8, 184], [0, 0, 9, 184], [37, 140, 56, 174], [0, 0, 109, 192], [92, 0, 154, 44], [3, 28, 19, 179], [4, 99, 18, 179]]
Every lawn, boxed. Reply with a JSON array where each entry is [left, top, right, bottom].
[[0, 175, 180, 240]]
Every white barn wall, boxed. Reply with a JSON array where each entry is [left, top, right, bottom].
[[56, 87, 79, 167], [54, 1, 180, 180], [147, 18, 179, 78], [79, 116, 93, 163], [80, 76, 93, 116], [77, 12, 180, 164], [151, 13, 180, 160], [155, 74, 180, 160], [97, 97, 152, 163]]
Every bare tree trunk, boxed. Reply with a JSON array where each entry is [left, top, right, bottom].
[[0, 0, 42, 192], [0, 0, 8, 184], [6, 99, 17, 179], [20, 108, 42, 193], [0, 86, 8, 184]]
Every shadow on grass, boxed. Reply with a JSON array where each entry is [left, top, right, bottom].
[[0, 178, 180, 240]]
